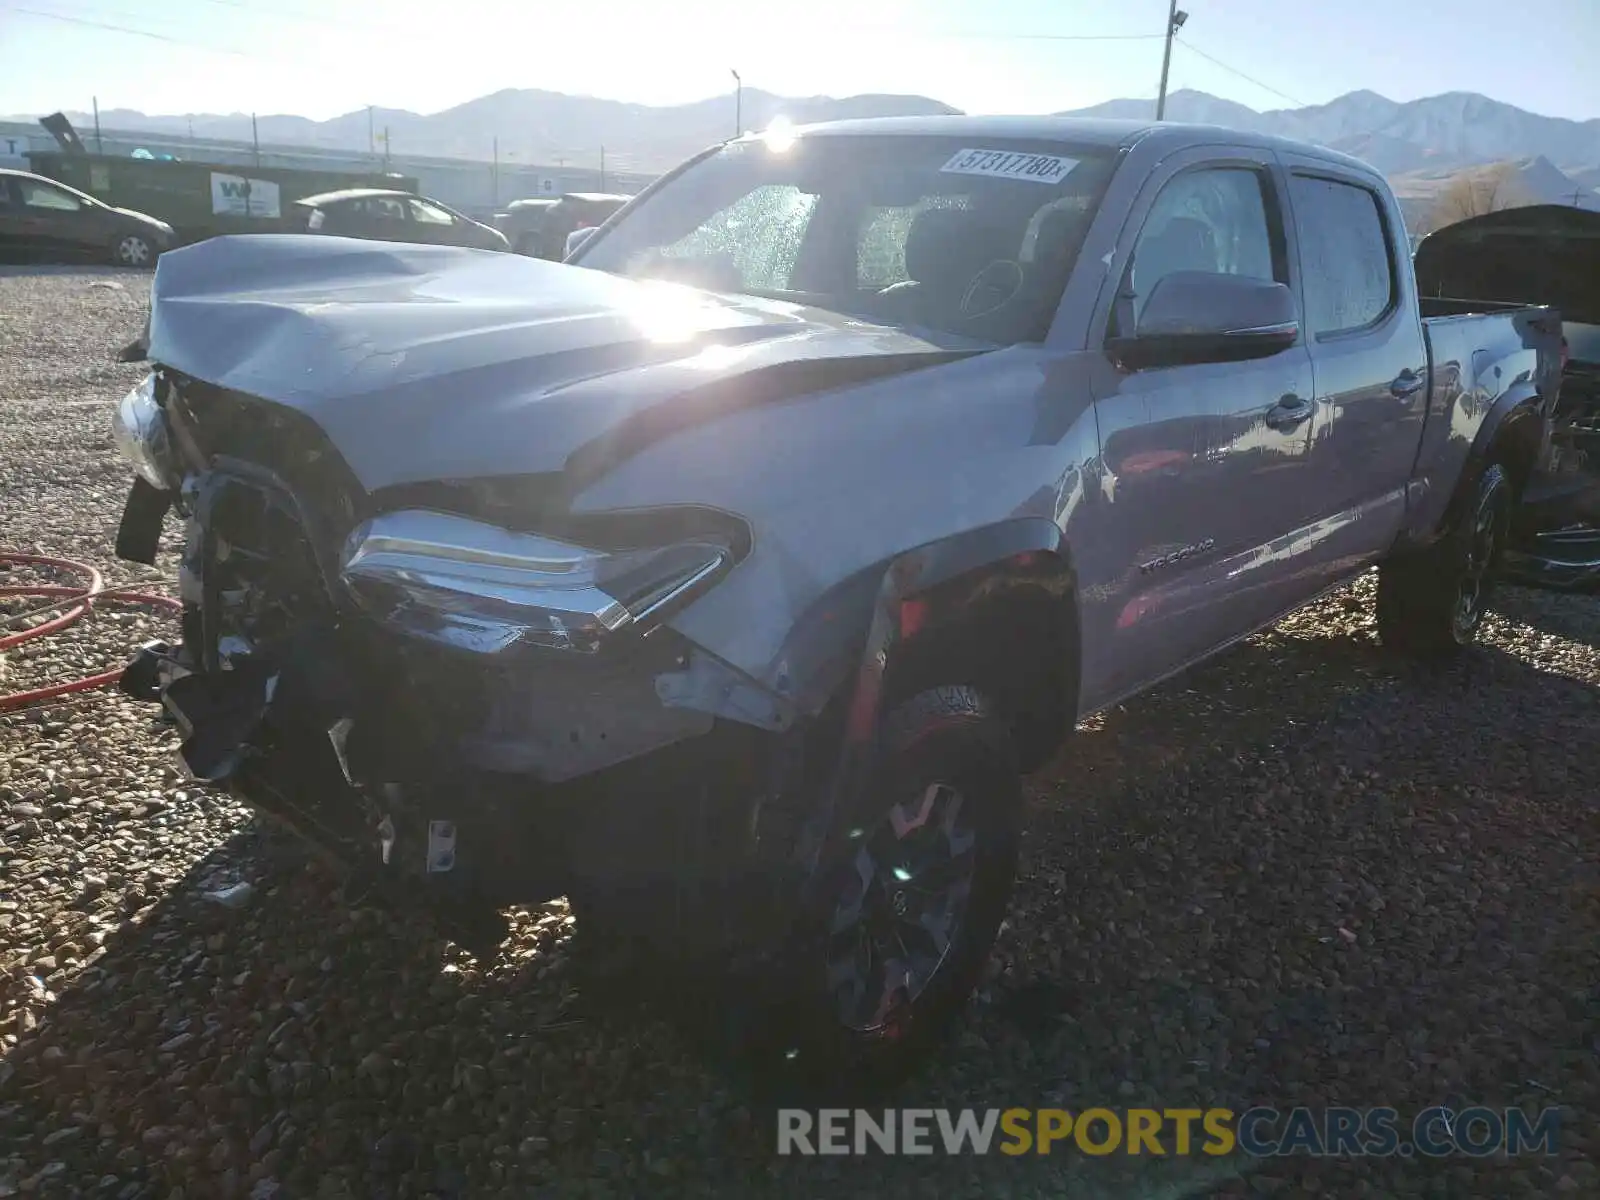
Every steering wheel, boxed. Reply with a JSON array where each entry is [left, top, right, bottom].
[[959, 259, 1025, 320]]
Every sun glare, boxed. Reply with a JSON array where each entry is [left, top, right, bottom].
[[763, 116, 799, 153]]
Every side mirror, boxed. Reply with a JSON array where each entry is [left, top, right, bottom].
[[1109, 272, 1299, 370], [564, 227, 598, 259]]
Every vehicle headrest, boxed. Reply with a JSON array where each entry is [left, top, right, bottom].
[[904, 207, 1009, 287], [1029, 207, 1087, 264], [1139, 216, 1219, 280]]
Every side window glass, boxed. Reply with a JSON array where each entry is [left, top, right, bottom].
[[1289, 175, 1395, 336], [1125, 167, 1280, 327], [409, 198, 455, 225], [355, 197, 407, 222], [20, 181, 82, 212]]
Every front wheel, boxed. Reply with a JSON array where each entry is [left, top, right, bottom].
[[726, 685, 1022, 1100], [1377, 462, 1511, 660], [112, 233, 154, 268]]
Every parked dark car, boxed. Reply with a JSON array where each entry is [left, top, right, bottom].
[[494, 197, 558, 256], [291, 188, 509, 251], [527, 192, 628, 259], [0, 167, 173, 267], [112, 116, 1565, 1097]]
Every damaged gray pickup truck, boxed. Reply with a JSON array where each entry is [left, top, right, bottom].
[[109, 116, 1564, 1093]]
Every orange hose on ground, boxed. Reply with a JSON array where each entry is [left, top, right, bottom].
[[0, 552, 182, 713]]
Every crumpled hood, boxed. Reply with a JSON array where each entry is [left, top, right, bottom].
[[146, 235, 984, 491]]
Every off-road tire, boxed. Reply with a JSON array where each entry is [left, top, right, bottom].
[[1377, 462, 1512, 661], [717, 684, 1023, 1102]]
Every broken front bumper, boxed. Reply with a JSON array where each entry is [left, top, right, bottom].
[[112, 464, 810, 959]]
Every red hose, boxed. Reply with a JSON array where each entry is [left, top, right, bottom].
[[0, 552, 182, 713]]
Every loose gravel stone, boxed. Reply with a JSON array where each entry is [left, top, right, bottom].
[[1, 266, 1596, 1197]]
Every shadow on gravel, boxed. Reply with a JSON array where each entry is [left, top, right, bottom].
[[1492, 584, 1600, 649], [2, 600, 1596, 1198], [0, 262, 148, 278]]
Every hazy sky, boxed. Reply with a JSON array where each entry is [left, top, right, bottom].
[[2, 0, 1597, 122]]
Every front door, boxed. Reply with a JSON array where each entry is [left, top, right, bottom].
[[405, 197, 461, 245], [344, 195, 411, 243], [1077, 148, 1323, 711]]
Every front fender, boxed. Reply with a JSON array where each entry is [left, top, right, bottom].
[[760, 516, 1074, 718]]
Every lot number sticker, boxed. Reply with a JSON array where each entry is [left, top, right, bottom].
[[940, 149, 1079, 184]]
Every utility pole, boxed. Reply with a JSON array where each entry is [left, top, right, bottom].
[[92, 96, 102, 154], [368, 106, 375, 155], [251, 113, 260, 168], [731, 69, 742, 137], [1155, 1, 1189, 121], [383, 126, 391, 171]]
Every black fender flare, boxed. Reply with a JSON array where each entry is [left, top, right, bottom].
[[1455, 381, 1548, 518], [772, 516, 1079, 716], [785, 518, 1078, 877]]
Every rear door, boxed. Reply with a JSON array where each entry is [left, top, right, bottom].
[[1079, 146, 1322, 707], [1281, 161, 1428, 562]]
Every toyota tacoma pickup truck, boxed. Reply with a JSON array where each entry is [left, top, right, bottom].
[[108, 116, 1564, 1094]]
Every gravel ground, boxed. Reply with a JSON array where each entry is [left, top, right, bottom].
[[0, 265, 1596, 1198]]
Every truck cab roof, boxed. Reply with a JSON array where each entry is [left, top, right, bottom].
[[778, 114, 1385, 180]]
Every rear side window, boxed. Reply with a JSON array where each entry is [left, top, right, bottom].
[[1290, 175, 1396, 336]]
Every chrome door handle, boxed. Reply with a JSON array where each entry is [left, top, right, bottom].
[[1390, 370, 1425, 398], [1265, 395, 1313, 431]]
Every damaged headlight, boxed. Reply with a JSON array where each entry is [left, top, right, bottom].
[[340, 509, 729, 654], [110, 372, 180, 491]]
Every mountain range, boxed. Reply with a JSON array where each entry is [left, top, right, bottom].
[[16, 86, 1600, 217], [26, 90, 959, 171]]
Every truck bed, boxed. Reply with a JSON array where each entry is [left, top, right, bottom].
[[1408, 300, 1563, 537]]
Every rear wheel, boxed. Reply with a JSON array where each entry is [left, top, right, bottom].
[[1377, 462, 1511, 660]]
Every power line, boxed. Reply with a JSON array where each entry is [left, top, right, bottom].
[[5, 5, 252, 56], [933, 31, 1164, 42], [1173, 36, 1307, 107]]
